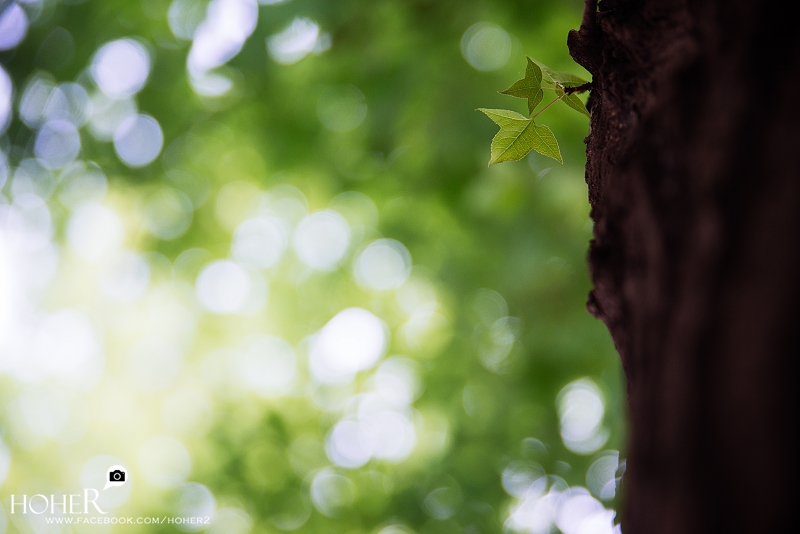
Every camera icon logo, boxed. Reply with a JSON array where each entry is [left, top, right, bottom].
[[104, 465, 128, 490]]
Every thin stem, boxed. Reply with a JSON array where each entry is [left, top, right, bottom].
[[531, 94, 565, 120]]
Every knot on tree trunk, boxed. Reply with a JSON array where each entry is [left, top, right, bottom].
[[567, 28, 601, 75]]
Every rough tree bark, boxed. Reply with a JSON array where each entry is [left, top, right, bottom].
[[568, 0, 799, 531]]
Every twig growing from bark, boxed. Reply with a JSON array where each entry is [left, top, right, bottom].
[[564, 82, 594, 94]]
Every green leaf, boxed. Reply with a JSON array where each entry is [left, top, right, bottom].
[[500, 57, 543, 114], [527, 123, 562, 163], [477, 109, 563, 165], [556, 89, 590, 117], [534, 59, 588, 88]]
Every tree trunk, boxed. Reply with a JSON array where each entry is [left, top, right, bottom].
[[568, 0, 799, 531]]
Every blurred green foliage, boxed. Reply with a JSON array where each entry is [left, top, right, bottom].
[[0, 0, 624, 533]]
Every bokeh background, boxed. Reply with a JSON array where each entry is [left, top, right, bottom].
[[0, 0, 625, 533]]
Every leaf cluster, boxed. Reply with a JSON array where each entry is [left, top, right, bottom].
[[479, 57, 590, 166]]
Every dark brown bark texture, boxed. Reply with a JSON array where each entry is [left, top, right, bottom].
[[568, 0, 799, 531]]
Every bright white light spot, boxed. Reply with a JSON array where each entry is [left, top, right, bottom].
[[126, 336, 183, 391], [461, 22, 512, 71], [114, 114, 163, 167], [102, 251, 150, 301], [234, 335, 296, 397], [293, 210, 350, 271], [19, 74, 55, 128], [58, 162, 107, 208], [0, 233, 12, 359], [88, 92, 137, 141], [190, 71, 234, 97], [478, 316, 520, 372], [138, 436, 191, 488], [555, 489, 615, 534], [174, 483, 216, 532], [80, 455, 132, 509], [18, 386, 70, 437], [67, 203, 124, 261], [168, 0, 208, 40], [35, 120, 81, 169], [557, 379, 609, 455], [317, 85, 367, 132], [368, 410, 416, 461], [354, 238, 411, 290], [374, 357, 420, 407], [231, 216, 288, 268], [586, 452, 619, 501], [91, 39, 151, 99], [208, 508, 252, 534], [576, 511, 621, 534], [267, 17, 330, 65], [309, 308, 387, 384], [0, 3, 28, 51], [506, 489, 559, 534], [502, 461, 546, 498], [310, 469, 354, 517], [261, 184, 309, 225], [188, 0, 258, 76], [143, 188, 193, 240], [44, 83, 91, 127], [224, 267, 267, 315], [10, 158, 54, 199], [326, 419, 372, 468], [0, 66, 11, 133], [196, 260, 251, 314]]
